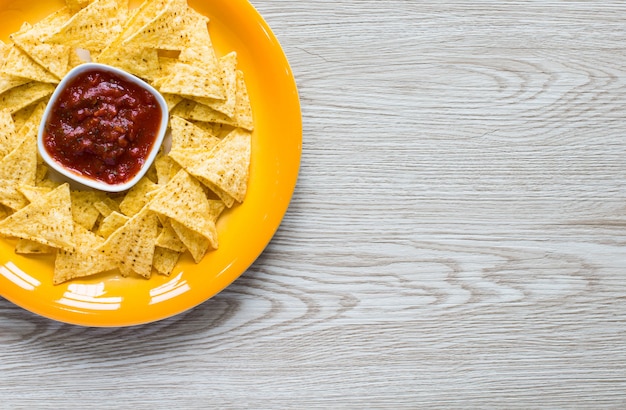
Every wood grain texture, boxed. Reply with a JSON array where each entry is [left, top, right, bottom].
[[2, 0, 626, 408]]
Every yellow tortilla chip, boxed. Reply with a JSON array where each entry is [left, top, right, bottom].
[[10, 8, 73, 79], [119, 177, 160, 216], [54, 224, 117, 285], [159, 61, 225, 102], [167, 147, 236, 207], [153, 246, 180, 276], [18, 185, 52, 202], [0, 42, 31, 94], [154, 152, 180, 186], [45, 0, 128, 53], [188, 52, 238, 118], [0, 82, 54, 114], [96, 211, 129, 238], [0, 109, 17, 158], [93, 197, 121, 217], [155, 219, 186, 252], [186, 71, 253, 130], [148, 169, 224, 244], [0, 42, 59, 84], [71, 190, 106, 230], [98, 207, 158, 278], [123, 0, 210, 50], [15, 239, 54, 254], [0, 183, 74, 251], [95, 46, 160, 82], [169, 115, 219, 152], [0, 121, 38, 209], [180, 129, 251, 203], [169, 218, 212, 263]]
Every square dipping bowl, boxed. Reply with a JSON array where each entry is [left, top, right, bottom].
[[37, 63, 169, 193]]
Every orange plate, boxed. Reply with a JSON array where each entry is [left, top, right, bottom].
[[0, 0, 301, 326]]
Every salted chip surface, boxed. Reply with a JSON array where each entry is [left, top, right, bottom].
[[45, 0, 128, 53], [0, 109, 17, 158], [0, 183, 74, 251], [0, 43, 59, 84], [54, 225, 117, 284], [119, 177, 160, 216], [182, 128, 251, 203], [155, 219, 186, 252], [153, 246, 181, 276], [0, 82, 54, 114], [148, 169, 224, 242], [0, 121, 38, 209], [96, 211, 129, 239], [98, 207, 158, 278], [10, 8, 73, 79], [189, 52, 238, 118], [170, 218, 213, 263], [123, 0, 210, 50], [71, 190, 106, 230], [169, 115, 220, 151]]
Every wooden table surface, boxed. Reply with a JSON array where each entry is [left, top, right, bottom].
[[3, 1, 626, 407]]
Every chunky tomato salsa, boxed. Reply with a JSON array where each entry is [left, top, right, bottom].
[[43, 69, 162, 185]]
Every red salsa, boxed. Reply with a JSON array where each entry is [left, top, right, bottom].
[[43, 69, 162, 185]]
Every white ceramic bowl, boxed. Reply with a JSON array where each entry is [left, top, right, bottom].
[[37, 63, 168, 193]]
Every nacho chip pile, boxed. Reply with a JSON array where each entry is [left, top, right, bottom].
[[0, 0, 253, 284]]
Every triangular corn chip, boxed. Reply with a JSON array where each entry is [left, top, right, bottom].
[[169, 115, 219, 151], [188, 52, 238, 118], [184, 129, 251, 203], [71, 190, 106, 230], [96, 211, 129, 238], [10, 8, 73, 79], [153, 246, 180, 276], [0, 109, 17, 158], [45, 0, 128, 53], [54, 224, 117, 284], [0, 183, 74, 251], [169, 218, 213, 263], [123, 0, 210, 50], [0, 43, 59, 84], [15, 239, 54, 254], [119, 177, 160, 216], [0, 82, 54, 113], [98, 207, 158, 278], [148, 169, 224, 242], [155, 219, 186, 252]]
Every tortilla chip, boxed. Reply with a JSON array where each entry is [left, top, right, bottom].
[[119, 177, 160, 216], [0, 183, 74, 251], [71, 190, 105, 230], [159, 61, 225, 102], [169, 218, 212, 263], [182, 129, 251, 203], [18, 185, 53, 202], [95, 45, 160, 82], [162, 93, 183, 111], [98, 207, 158, 278], [0, 42, 31, 94], [169, 115, 219, 151], [0, 121, 38, 209], [188, 52, 237, 118], [0, 42, 59, 84], [15, 238, 54, 254], [123, 0, 210, 51], [54, 224, 117, 284], [0, 82, 54, 114], [0, 109, 17, 158], [148, 169, 224, 243], [45, 0, 128, 53], [153, 246, 180, 276], [10, 8, 73, 79], [93, 197, 121, 217], [155, 219, 186, 252], [96, 211, 128, 238], [154, 152, 180, 185]]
